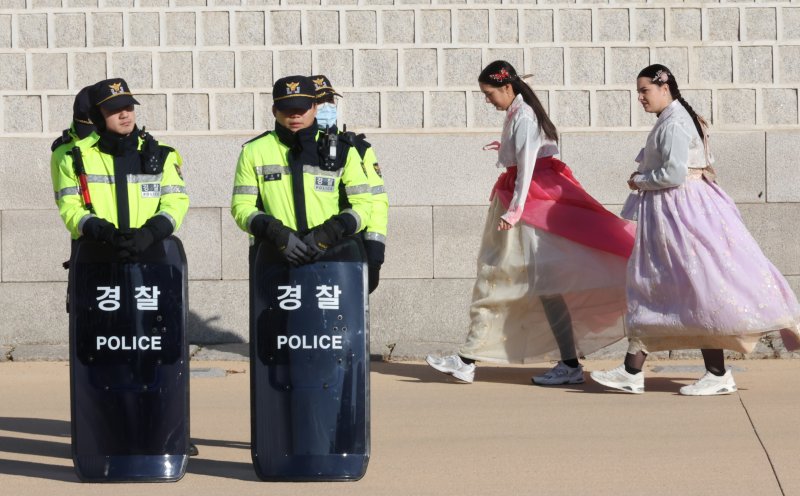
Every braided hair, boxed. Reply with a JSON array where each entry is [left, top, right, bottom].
[[638, 64, 708, 142], [478, 60, 559, 143]]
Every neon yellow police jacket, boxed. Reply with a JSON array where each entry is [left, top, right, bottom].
[[231, 130, 373, 236], [51, 133, 189, 239], [352, 141, 388, 243]]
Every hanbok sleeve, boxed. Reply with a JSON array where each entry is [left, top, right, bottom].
[[500, 115, 540, 226], [633, 122, 691, 191]]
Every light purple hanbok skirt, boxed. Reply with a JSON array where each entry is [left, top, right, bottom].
[[626, 170, 800, 353]]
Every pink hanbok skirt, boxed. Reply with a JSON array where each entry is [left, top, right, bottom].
[[459, 157, 637, 363]]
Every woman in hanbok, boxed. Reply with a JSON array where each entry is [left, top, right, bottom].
[[426, 60, 636, 384], [591, 64, 800, 395]]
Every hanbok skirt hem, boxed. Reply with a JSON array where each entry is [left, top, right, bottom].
[[459, 159, 635, 364], [626, 177, 800, 352]]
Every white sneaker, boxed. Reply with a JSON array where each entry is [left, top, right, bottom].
[[590, 365, 645, 394], [679, 370, 737, 396], [425, 354, 475, 383], [532, 361, 585, 385]]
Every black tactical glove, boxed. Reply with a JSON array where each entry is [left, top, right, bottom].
[[367, 265, 381, 294], [251, 215, 310, 266], [302, 216, 347, 261], [82, 217, 117, 244], [280, 232, 313, 266], [364, 239, 385, 294], [115, 215, 173, 260], [363, 239, 385, 266], [117, 227, 156, 255]]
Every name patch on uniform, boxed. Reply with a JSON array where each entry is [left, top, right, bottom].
[[263, 172, 282, 182], [314, 177, 335, 192], [140, 183, 161, 198]]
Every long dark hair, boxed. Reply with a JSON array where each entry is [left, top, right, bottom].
[[478, 60, 558, 143], [638, 64, 708, 142]]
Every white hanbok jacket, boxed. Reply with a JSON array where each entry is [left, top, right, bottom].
[[495, 94, 559, 226], [632, 100, 712, 191]]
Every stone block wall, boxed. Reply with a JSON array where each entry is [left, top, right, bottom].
[[1, 0, 799, 358], [3, 2, 800, 133]]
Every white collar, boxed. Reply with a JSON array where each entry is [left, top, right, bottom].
[[506, 93, 524, 116], [655, 99, 681, 125]]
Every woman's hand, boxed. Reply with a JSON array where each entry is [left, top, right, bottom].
[[628, 171, 641, 191], [482, 141, 501, 151], [497, 219, 513, 231]]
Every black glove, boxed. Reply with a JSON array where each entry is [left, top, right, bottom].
[[302, 217, 347, 261], [82, 217, 117, 244], [251, 215, 310, 266], [368, 265, 381, 294], [115, 215, 173, 259], [364, 239, 385, 293], [281, 232, 313, 266], [363, 239, 385, 266], [116, 227, 156, 255]]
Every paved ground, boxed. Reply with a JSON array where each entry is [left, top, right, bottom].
[[1, 359, 798, 496]]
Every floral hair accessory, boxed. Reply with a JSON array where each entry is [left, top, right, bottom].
[[489, 68, 512, 83], [652, 70, 670, 84]]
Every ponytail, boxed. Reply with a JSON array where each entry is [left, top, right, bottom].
[[511, 79, 559, 143], [479, 60, 559, 143]]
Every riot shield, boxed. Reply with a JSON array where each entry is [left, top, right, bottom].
[[250, 237, 369, 481], [68, 236, 189, 482]]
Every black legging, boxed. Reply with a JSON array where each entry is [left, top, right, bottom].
[[540, 294, 577, 362], [625, 348, 726, 376]]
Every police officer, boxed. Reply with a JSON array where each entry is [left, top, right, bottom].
[[50, 86, 97, 186], [51, 78, 189, 255], [51, 78, 197, 460], [235, 76, 374, 477], [51, 85, 96, 152], [312, 75, 388, 293], [231, 75, 373, 264]]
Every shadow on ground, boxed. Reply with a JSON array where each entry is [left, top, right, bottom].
[[185, 457, 258, 481], [0, 417, 257, 482], [0, 417, 75, 482]]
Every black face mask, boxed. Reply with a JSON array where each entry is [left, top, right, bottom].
[[275, 121, 318, 155], [97, 125, 140, 156], [274, 122, 297, 149]]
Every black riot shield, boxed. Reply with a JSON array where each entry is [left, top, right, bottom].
[[250, 237, 370, 481], [68, 236, 189, 482]]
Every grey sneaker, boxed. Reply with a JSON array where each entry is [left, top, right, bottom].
[[590, 364, 645, 394], [679, 370, 737, 396], [532, 361, 585, 385], [425, 354, 475, 383]]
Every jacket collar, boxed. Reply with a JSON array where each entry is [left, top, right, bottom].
[[655, 99, 681, 125], [506, 93, 524, 118], [274, 122, 318, 153], [96, 126, 140, 156]]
